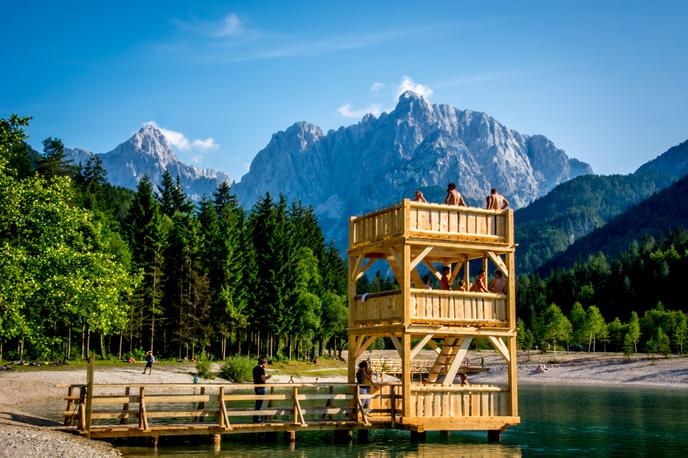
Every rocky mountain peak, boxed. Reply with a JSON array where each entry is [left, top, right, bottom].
[[129, 124, 177, 164]]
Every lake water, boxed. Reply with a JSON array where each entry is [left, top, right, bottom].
[[119, 384, 688, 457]]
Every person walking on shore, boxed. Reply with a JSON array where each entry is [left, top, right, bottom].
[[142, 351, 155, 375]]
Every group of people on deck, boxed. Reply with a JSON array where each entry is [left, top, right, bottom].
[[414, 183, 510, 211], [422, 268, 506, 294], [416, 183, 510, 294]]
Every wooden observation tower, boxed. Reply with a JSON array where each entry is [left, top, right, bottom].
[[347, 199, 519, 436]]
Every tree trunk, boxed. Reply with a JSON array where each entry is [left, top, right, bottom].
[[100, 333, 107, 360], [66, 327, 72, 362], [86, 329, 91, 358], [81, 325, 86, 360], [118, 333, 123, 360]]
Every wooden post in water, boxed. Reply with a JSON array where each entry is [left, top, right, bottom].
[[85, 354, 94, 438], [487, 429, 502, 442], [121, 386, 130, 425]]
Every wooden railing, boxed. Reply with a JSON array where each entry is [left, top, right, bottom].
[[349, 200, 512, 249], [63, 382, 400, 436], [409, 384, 509, 418], [410, 289, 508, 326], [349, 203, 404, 247], [351, 290, 508, 327], [351, 291, 403, 324]]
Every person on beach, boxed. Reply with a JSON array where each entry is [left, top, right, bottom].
[[440, 266, 451, 290], [489, 270, 507, 294], [252, 357, 271, 423], [445, 183, 467, 206], [356, 360, 373, 410], [422, 274, 433, 289], [486, 188, 509, 210], [470, 270, 489, 292], [142, 351, 154, 375], [414, 190, 428, 202]]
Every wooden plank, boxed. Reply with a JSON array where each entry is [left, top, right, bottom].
[[486, 251, 508, 277], [443, 337, 473, 386], [488, 336, 511, 362], [409, 334, 434, 360], [85, 354, 94, 436], [409, 246, 434, 271]]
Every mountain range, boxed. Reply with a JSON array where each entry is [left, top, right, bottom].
[[65, 124, 230, 199], [233, 91, 591, 246], [516, 140, 688, 272]]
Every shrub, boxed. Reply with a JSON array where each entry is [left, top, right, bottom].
[[219, 356, 254, 382], [195, 351, 214, 379]]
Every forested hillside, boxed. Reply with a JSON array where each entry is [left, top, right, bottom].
[[517, 228, 688, 355], [0, 115, 348, 362], [541, 174, 688, 272], [516, 140, 688, 272]]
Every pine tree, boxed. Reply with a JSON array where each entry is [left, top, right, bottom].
[[37, 137, 73, 178], [127, 176, 165, 352]]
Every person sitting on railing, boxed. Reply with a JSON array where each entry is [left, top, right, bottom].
[[489, 270, 507, 294], [486, 188, 510, 210], [440, 266, 451, 290], [356, 360, 373, 411], [457, 279, 471, 291], [422, 274, 433, 289], [414, 190, 428, 202], [470, 270, 489, 292], [444, 183, 467, 206]]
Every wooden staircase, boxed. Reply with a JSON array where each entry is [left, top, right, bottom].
[[426, 338, 463, 383]]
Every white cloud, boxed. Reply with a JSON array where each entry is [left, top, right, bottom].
[[370, 82, 385, 92], [396, 75, 433, 99], [144, 121, 219, 152], [215, 14, 242, 37], [336, 102, 383, 119]]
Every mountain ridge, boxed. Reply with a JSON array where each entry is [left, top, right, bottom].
[[65, 124, 230, 199], [234, 91, 592, 247]]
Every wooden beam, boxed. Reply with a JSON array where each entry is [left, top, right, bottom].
[[488, 336, 511, 362], [355, 258, 378, 281], [422, 261, 442, 281], [389, 336, 402, 357], [508, 334, 518, 417], [486, 252, 508, 277], [443, 337, 473, 386], [409, 334, 434, 360], [448, 261, 464, 285], [350, 255, 363, 282], [85, 354, 94, 437], [357, 336, 377, 359], [411, 269, 424, 289], [402, 334, 412, 417], [409, 246, 434, 271]]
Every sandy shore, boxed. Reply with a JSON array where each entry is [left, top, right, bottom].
[[0, 352, 686, 456]]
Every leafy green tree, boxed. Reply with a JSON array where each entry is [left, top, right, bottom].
[[585, 305, 606, 352], [539, 303, 572, 358], [627, 311, 641, 354], [320, 292, 348, 357], [606, 317, 626, 352]]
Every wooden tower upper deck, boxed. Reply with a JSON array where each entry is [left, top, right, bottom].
[[347, 199, 519, 434]]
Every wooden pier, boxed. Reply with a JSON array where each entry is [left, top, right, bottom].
[[61, 199, 519, 444]]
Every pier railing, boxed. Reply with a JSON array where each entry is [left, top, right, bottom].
[[352, 290, 509, 327], [63, 382, 401, 438], [349, 200, 513, 249], [409, 384, 509, 419]]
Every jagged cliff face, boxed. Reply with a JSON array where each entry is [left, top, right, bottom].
[[234, 91, 592, 245], [65, 124, 230, 198]]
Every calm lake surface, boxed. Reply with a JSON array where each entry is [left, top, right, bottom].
[[119, 384, 688, 457]]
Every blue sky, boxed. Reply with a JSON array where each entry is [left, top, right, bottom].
[[1, 1, 686, 181]]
